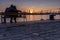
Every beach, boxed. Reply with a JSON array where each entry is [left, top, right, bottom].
[[0, 20, 60, 40]]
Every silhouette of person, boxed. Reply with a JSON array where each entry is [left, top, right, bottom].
[[5, 4, 21, 23], [49, 12, 56, 20]]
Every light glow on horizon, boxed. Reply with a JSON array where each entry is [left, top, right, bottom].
[[29, 8, 33, 13], [20, 8, 60, 13]]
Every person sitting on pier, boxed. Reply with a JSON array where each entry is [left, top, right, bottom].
[[4, 4, 22, 23], [49, 12, 56, 20]]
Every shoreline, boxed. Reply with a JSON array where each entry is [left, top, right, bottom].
[[0, 19, 60, 27]]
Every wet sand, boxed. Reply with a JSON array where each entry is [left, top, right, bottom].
[[0, 20, 60, 40]]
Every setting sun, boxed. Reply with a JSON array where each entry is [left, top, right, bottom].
[[30, 10, 33, 13], [29, 8, 33, 13]]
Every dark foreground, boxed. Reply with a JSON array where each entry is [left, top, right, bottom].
[[0, 20, 60, 40]]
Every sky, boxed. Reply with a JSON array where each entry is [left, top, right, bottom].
[[0, 0, 60, 12]]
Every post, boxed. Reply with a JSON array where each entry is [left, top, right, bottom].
[[0, 13, 3, 23]]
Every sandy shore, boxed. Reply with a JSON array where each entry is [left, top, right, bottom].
[[0, 19, 60, 27], [0, 20, 60, 40]]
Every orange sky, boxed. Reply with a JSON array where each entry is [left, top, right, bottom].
[[0, 0, 60, 13], [0, 7, 60, 13], [20, 8, 60, 13]]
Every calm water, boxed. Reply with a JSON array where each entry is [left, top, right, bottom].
[[0, 15, 60, 23]]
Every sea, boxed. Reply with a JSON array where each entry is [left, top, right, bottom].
[[0, 15, 60, 23]]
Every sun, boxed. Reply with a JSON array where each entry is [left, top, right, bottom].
[[29, 8, 33, 13], [30, 10, 33, 13]]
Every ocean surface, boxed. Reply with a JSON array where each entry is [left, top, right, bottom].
[[0, 15, 60, 23]]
